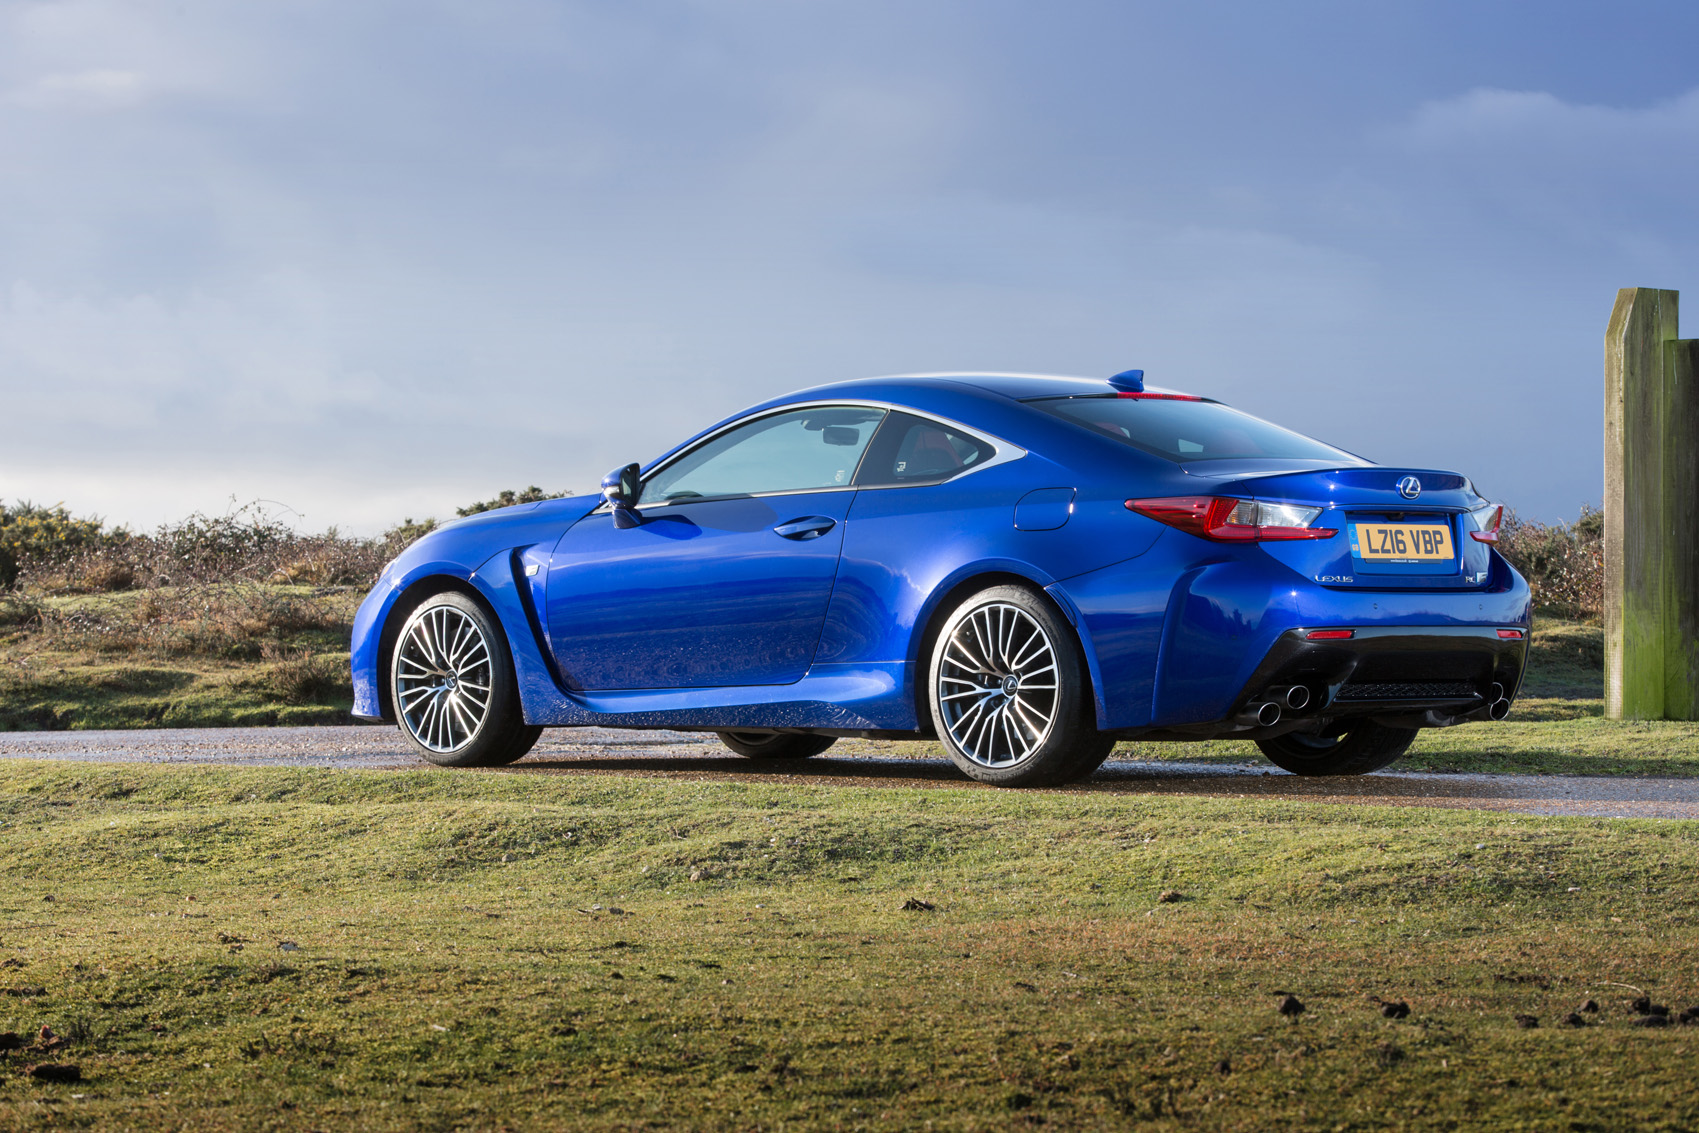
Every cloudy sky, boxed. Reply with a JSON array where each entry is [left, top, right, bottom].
[[2, 0, 1696, 533]]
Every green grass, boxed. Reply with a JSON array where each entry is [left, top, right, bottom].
[[1101, 699, 1699, 779], [1, 763, 1696, 1131], [0, 655, 351, 730], [0, 584, 356, 730]]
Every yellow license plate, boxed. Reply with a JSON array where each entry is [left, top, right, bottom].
[[1352, 523, 1454, 561]]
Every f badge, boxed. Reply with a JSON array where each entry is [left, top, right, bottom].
[[1397, 476, 1422, 500]]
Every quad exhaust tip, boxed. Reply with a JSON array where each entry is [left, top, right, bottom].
[[1239, 688, 1305, 727], [1234, 701, 1284, 727], [1487, 683, 1510, 720]]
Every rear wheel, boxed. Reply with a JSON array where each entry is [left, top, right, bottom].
[[392, 591, 542, 767], [1255, 721, 1416, 776], [928, 584, 1113, 787], [717, 731, 837, 759]]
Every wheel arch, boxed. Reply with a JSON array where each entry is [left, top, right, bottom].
[[908, 569, 1104, 733], [374, 575, 497, 723]]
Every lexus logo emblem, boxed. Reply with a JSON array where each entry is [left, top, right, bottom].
[[1397, 476, 1422, 500]]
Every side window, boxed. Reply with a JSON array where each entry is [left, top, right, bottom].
[[642, 406, 886, 503], [854, 412, 996, 487]]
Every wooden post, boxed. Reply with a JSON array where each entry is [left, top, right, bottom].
[[1604, 287, 1699, 720], [1669, 336, 1699, 720]]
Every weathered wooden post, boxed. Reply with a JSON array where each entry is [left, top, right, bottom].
[[1670, 333, 1699, 719], [1603, 287, 1699, 720]]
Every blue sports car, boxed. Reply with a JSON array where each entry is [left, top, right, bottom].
[[350, 371, 1530, 786]]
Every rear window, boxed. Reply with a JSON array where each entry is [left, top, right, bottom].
[[1029, 396, 1358, 464]]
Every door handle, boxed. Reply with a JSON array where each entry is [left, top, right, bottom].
[[773, 516, 837, 540]]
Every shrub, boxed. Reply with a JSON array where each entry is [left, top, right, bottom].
[[5, 500, 377, 661], [16, 501, 402, 595], [157, 502, 296, 576], [1496, 505, 1603, 621], [75, 559, 137, 592], [456, 486, 571, 517], [0, 501, 123, 589], [0, 592, 42, 630], [384, 517, 438, 546]]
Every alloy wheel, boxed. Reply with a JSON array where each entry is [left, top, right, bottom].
[[396, 604, 493, 754], [937, 601, 1059, 767]]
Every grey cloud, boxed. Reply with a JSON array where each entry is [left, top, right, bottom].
[[0, 2, 1691, 532]]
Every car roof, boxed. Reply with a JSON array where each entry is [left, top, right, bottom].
[[870, 372, 1198, 400], [649, 371, 1211, 479]]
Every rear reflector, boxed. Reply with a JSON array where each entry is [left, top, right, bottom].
[[1497, 628, 1525, 639], [1126, 496, 1336, 542], [1305, 629, 1354, 640]]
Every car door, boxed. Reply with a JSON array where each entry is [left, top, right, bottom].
[[544, 405, 886, 690]]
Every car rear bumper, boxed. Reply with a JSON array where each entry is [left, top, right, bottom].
[[1228, 623, 1525, 720], [1053, 533, 1532, 732]]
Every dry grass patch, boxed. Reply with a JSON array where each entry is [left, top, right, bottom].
[[1, 764, 1697, 1130]]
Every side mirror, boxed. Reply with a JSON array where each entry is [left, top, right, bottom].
[[601, 463, 643, 529]]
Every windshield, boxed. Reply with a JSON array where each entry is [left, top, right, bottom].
[[1029, 396, 1361, 464]]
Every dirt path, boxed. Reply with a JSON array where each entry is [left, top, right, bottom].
[[4, 725, 1698, 819]]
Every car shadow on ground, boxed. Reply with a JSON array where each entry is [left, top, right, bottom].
[[501, 752, 1684, 807], [509, 754, 973, 784]]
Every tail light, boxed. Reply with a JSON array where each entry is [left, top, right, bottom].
[[1469, 503, 1503, 543], [1126, 496, 1336, 542]]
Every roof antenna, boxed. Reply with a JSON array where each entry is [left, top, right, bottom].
[[1109, 369, 1145, 392]]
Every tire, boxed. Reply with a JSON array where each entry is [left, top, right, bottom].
[[717, 731, 837, 759], [1255, 721, 1417, 776], [926, 584, 1111, 788], [391, 591, 543, 767]]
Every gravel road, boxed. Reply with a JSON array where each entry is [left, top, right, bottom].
[[3, 725, 1697, 820]]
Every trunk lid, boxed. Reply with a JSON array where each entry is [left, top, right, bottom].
[[1181, 464, 1493, 591]]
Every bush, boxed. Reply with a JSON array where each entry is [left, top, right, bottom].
[[0, 592, 42, 630], [0, 501, 123, 589], [1496, 505, 1603, 621], [157, 502, 296, 574], [2, 500, 383, 661], [456, 486, 571, 517], [14, 501, 404, 595], [384, 517, 438, 546]]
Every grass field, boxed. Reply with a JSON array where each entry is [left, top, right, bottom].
[[1111, 698, 1699, 780], [1, 762, 1696, 1131], [0, 584, 359, 731]]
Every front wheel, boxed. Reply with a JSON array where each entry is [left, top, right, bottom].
[[1255, 721, 1416, 776], [392, 591, 542, 767], [927, 584, 1113, 788], [717, 731, 837, 759]]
